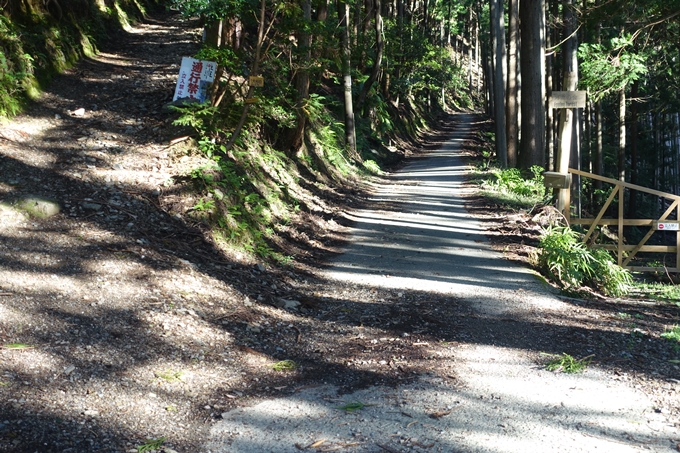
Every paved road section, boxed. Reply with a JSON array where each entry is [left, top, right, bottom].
[[205, 114, 677, 453]]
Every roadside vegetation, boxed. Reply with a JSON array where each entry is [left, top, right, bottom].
[[3, 0, 679, 297], [544, 352, 592, 374], [471, 136, 678, 301], [150, 0, 480, 262], [0, 0, 162, 116]]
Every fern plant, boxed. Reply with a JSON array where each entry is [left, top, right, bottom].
[[538, 226, 595, 289], [538, 226, 632, 296]]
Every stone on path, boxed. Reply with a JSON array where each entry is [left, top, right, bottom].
[[14, 196, 61, 218]]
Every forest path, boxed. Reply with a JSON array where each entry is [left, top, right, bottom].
[[206, 114, 678, 453], [0, 10, 677, 452]]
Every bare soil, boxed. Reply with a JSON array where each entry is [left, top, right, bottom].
[[0, 11, 678, 453]]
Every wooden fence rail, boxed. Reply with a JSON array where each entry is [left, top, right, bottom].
[[567, 168, 680, 273]]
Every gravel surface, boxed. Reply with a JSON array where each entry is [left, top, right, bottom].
[[206, 115, 680, 453], [0, 12, 678, 453]]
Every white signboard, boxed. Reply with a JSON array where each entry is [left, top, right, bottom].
[[550, 91, 587, 109], [656, 222, 680, 231], [173, 57, 218, 103]]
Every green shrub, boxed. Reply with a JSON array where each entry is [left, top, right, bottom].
[[545, 353, 591, 373], [538, 226, 632, 296], [483, 165, 545, 198], [0, 14, 33, 116], [477, 165, 547, 209], [362, 159, 382, 175], [661, 325, 680, 344]]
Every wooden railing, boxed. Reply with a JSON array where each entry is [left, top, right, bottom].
[[567, 168, 680, 273]]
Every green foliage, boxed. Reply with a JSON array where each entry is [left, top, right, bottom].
[[170, 0, 247, 20], [590, 248, 634, 296], [336, 402, 372, 412], [154, 369, 184, 382], [271, 359, 297, 371], [545, 353, 591, 374], [0, 0, 155, 117], [0, 13, 33, 116], [362, 160, 382, 175], [661, 325, 680, 347], [173, 103, 298, 260], [538, 226, 632, 296], [539, 226, 593, 288], [579, 35, 647, 102], [137, 437, 165, 453], [2, 343, 33, 350], [196, 46, 242, 75], [307, 111, 354, 176], [484, 166, 545, 198], [477, 165, 546, 209], [629, 282, 680, 305], [172, 103, 222, 140]]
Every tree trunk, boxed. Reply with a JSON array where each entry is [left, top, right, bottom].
[[490, 0, 507, 167], [519, 0, 546, 169], [547, 0, 559, 170], [545, 0, 554, 170], [475, 1, 481, 94], [287, 0, 313, 154], [505, 0, 519, 168], [204, 19, 224, 47], [556, 0, 578, 215], [223, 0, 267, 153], [446, 0, 452, 45], [357, 0, 384, 114], [618, 88, 626, 181], [468, 6, 474, 89], [485, 45, 494, 116], [340, 0, 358, 158], [353, 0, 360, 47], [627, 80, 638, 218], [594, 99, 603, 199]]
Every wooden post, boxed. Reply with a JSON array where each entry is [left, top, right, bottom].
[[550, 91, 586, 222], [677, 203, 680, 270], [618, 183, 624, 266]]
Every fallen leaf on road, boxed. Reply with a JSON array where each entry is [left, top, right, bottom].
[[428, 410, 451, 419], [309, 439, 327, 448]]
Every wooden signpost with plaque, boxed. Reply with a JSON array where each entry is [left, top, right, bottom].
[[550, 90, 587, 221], [549, 91, 586, 110], [248, 76, 264, 87]]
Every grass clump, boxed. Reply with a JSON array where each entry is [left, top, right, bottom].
[[362, 159, 382, 175], [479, 165, 547, 209], [2, 343, 34, 350], [336, 401, 372, 412], [661, 325, 680, 350], [154, 369, 184, 382], [271, 359, 297, 371], [136, 437, 165, 453], [630, 281, 680, 305], [545, 353, 592, 374], [538, 226, 632, 296]]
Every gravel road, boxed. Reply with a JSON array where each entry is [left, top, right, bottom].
[[205, 114, 678, 453]]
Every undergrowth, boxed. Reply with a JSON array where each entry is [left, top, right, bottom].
[[629, 281, 680, 306], [544, 352, 592, 373], [477, 165, 548, 210], [171, 97, 367, 261], [0, 0, 157, 117], [0, 13, 32, 116], [661, 325, 680, 351], [472, 155, 634, 296], [538, 226, 632, 296]]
